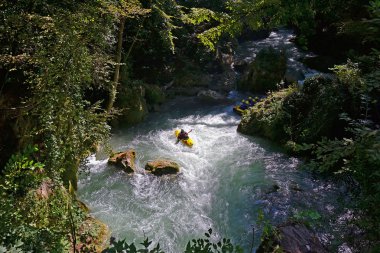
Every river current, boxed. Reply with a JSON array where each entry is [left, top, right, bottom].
[[79, 97, 350, 252], [78, 30, 351, 252]]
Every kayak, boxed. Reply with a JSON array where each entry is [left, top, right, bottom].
[[175, 130, 194, 147], [233, 105, 247, 115]]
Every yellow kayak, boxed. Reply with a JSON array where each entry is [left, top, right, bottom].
[[175, 130, 194, 147]]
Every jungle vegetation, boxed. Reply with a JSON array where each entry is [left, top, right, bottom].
[[0, 0, 379, 252]]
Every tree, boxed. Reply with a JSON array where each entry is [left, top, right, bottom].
[[101, 0, 149, 113]]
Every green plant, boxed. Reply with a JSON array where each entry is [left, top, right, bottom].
[[185, 228, 243, 253], [292, 210, 322, 227], [2, 145, 45, 196], [103, 230, 243, 253], [103, 237, 164, 253]]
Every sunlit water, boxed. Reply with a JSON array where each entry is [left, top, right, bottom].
[[78, 97, 350, 252], [234, 28, 320, 82]]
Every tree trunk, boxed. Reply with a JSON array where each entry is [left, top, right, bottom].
[[107, 17, 125, 113]]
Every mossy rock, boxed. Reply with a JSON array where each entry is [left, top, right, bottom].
[[77, 217, 110, 253], [238, 75, 348, 145], [145, 159, 180, 176], [257, 222, 327, 253], [108, 149, 136, 173], [237, 87, 297, 142], [238, 47, 286, 92]]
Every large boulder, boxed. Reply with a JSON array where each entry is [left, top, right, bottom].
[[238, 47, 286, 92], [77, 216, 110, 253], [108, 149, 136, 173], [145, 159, 180, 176], [257, 222, 328, 253]]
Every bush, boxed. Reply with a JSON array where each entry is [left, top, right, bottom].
[[1, 145, 45, 196], [103, 229, 243, 253], [238, 86, 297, 141]]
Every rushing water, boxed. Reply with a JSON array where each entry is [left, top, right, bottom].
[[234, 28, 320, 82], [78, 96, 350, 252], [78, 29, 352, 252]]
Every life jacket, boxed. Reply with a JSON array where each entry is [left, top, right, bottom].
[[178, 131, 189, 140]]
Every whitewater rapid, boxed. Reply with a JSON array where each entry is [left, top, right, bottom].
[[78, 96, 347, 252]]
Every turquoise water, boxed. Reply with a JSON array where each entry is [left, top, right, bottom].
[[78, 96, 347, 252]]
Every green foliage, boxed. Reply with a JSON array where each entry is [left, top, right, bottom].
[[103, 229, 243, 253], [145, 85, 166, 105], [0, 241, 24, 253], [239, 74, 353, 145], [1, 0, 113, 187], [368, 0, 380, 17], [238, 86, 298, 141], [151, 0, 180, 54], [103, 237, 164, 253], [257, 210, 273, 240], [0, 179, 88, 252], [292, 209, 322, 228], [2, 145, 45, 196], [184, 0, 283, 50], [185, 228, 243, 253]]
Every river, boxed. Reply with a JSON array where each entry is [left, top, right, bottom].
[[78, 30, 352, 252]]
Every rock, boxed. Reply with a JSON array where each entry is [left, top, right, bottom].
[[108, 149, 136, 173], [197, 89, 226, 102], [257, 222, 328, 253], [238, 47, 287, 92], [145, 159, 180, 176], [77, 216, 110, 253]]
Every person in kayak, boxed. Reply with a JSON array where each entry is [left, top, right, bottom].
[[176, 129, 192, 144]]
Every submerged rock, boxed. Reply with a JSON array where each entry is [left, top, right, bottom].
[[257, 222, 328, 253], [197, 89, 226, 102], [108, 149, 136, 173], [145, 159, 180, 176]]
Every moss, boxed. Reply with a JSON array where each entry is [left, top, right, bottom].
[[238, 86, 297, 142], [77, 217, 110, 253], [238, 75, 349, 146]]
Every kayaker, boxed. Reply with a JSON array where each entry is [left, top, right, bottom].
[[176, 129, 192, 144]]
